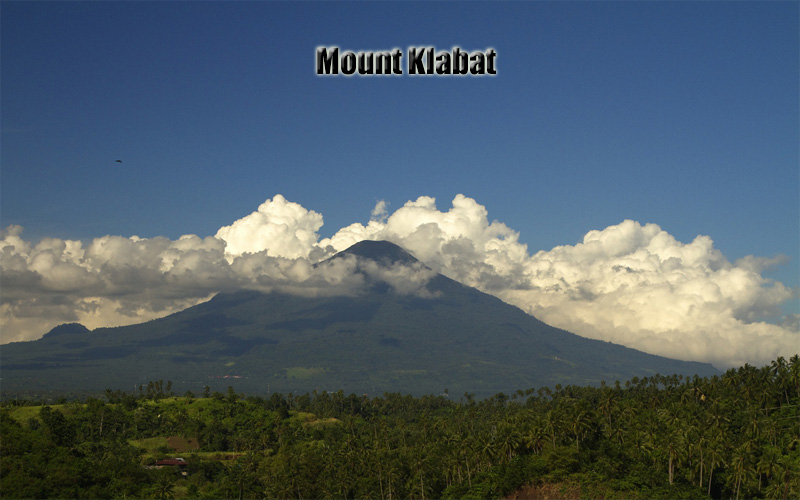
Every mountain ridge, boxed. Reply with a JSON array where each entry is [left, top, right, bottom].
[[1, 240, 719, 398]]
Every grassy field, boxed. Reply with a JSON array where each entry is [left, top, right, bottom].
[[7, 403, 71, 423], [129, 436, 171, 453]]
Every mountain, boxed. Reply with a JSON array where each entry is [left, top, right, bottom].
[[1, 241, 719, 399]]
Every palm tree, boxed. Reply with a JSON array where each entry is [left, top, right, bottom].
[[706, 401, 729, 435], [409, 453, 432, 500], [729, 445, 753, 500], [495, 422, 522, 463], [657, 404, 686, 485], [481, 432, 498, 468], [597, 391, 616, 427], [764, 453, 800, 500], [456, 435, 476, 487], [543, 409, 560, 449], [788, 354, 800, 399], [693, 434, 707, 489], [756, 445, 780, 492], [569, 410, 593, 452], [771, 357, 791, 404], [706, 439, 726, 497], [152, 471, 175, 500], [232, 454, 259, 500], [524, 424, 546, 455]]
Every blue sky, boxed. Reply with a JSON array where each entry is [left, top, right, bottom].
[[1, 2, 798, 362]]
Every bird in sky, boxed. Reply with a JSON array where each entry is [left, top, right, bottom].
[[115, 160, 122, 163]]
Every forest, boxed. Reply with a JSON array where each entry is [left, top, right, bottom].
[[1, 356, 799, 500]]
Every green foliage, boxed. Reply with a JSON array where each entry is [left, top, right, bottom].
[[1, 408, 149, 499], [1, 355, 799, 499]]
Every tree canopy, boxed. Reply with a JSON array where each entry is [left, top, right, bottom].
[[2, 356, 799, 499]]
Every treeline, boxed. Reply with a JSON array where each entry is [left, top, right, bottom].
[[1, 356, 799, 499]]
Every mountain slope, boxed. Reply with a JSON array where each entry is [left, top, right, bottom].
[[1, 241, 719, 398]]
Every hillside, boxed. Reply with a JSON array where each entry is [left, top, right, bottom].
[[2, 358, 798, 499], [1, 241, 718, 398]]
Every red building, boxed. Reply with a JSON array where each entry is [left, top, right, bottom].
[[154, 458, 187, 468]]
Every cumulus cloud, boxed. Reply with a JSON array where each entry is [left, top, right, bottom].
[[0, 208, 433, 343], [215, 194, 324, 260], [317, 195, 798, 368], [1, 225, 237, 342], [493, 222, 796, 369], [1, 195, 796, 369]]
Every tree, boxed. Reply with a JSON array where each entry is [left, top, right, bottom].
[[524, 423, 546, 455], [729, 444, 755, 500], [39, 406, 75, 448], [495, 422, 522, 463], [568, 409, 593, 452], [151, 469, 176, 499]]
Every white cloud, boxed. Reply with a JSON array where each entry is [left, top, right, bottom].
[[215, 194, 323, 260], [318, 196, 797, 368], [358, 259, 440, 297], [0, 226, 237, 342], [371, 199, 389, 222], [494, 240, 796, 369], [0, 200, 431, 342], [1, 195, 796, 369]]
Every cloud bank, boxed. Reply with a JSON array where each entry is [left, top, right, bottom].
[[2, 194, 796, 368]]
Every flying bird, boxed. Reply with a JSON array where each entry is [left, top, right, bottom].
[[115, 160, 122, 163]]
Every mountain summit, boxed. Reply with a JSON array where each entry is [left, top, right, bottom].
[[1, 240, 718, 398], [334, 240, 422, 266]]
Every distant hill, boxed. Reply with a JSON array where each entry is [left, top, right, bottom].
[[41, 323, 90, 338], [0, 241, 719, 399]]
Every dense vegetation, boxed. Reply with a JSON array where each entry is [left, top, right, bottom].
[[2, 263, 719, 399], [2, 356, 799, 499]]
